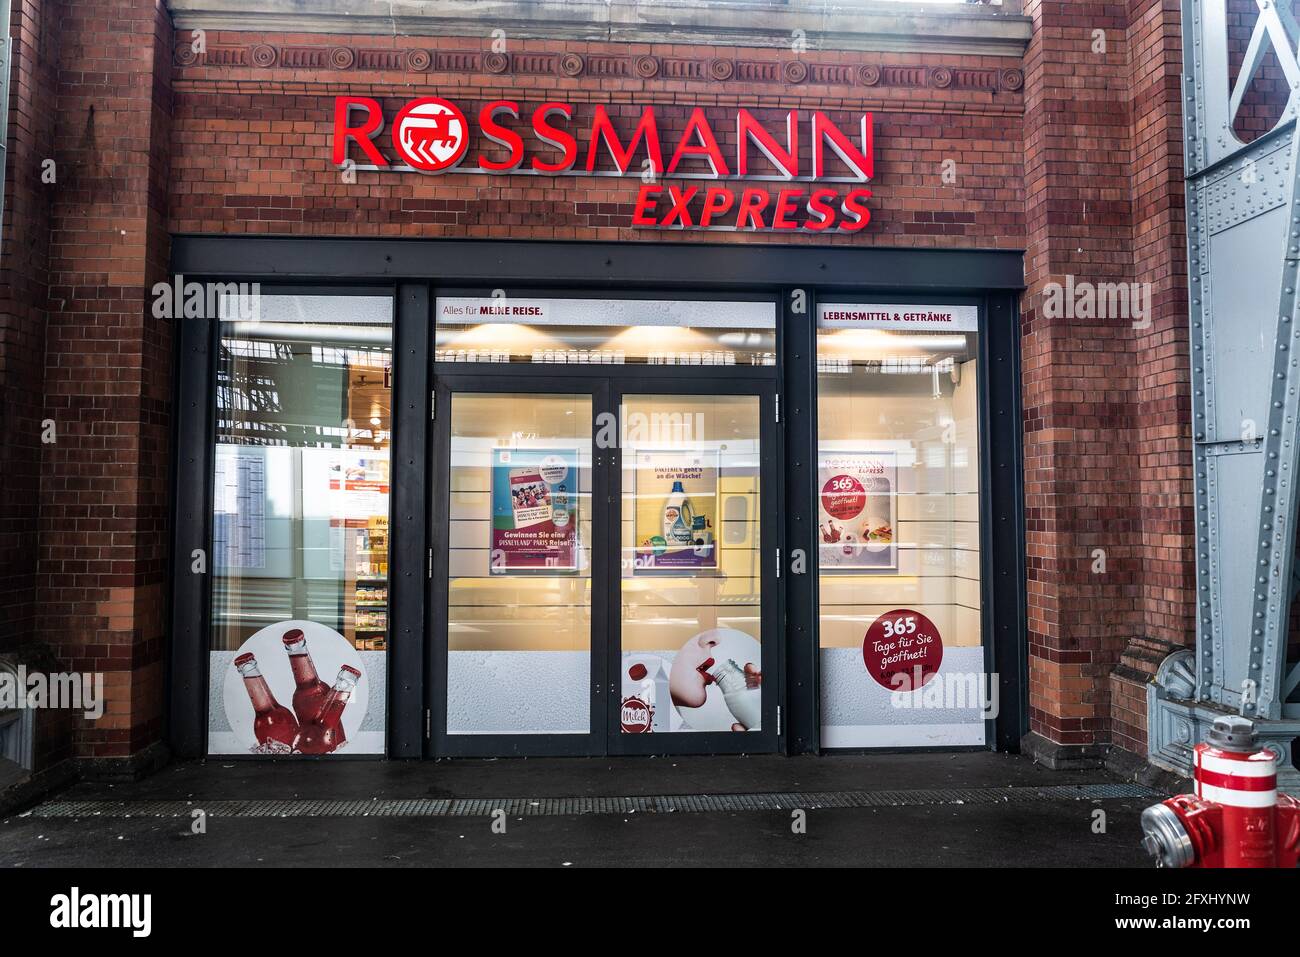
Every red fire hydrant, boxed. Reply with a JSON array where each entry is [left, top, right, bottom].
[[1140, 715, 1300, 867]]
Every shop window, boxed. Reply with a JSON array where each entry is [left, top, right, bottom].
[[207, 293, 393, 757], [815, 304, 987, 747], [436, 295, 776, 367]]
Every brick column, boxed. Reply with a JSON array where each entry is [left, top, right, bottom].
[[0, 0, 80, 782], [37, 0, 174, 767], [1021, 0, 1199, 768], [0, 1, 54, 652], [1020, 0, 1143, 765], [1108, 0, 1193, 765]]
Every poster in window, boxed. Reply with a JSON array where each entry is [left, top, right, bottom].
[[490, 448, 579, 573], [210, 619, 383, 757], [817, 451, 897, 571], [213, 449, 266, 570], [619, 628, 762, 734], [632, 451, 719, 573], [321, 451, 390, 575]]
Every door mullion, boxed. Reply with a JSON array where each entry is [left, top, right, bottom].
[[591, 378, 613, 754], [605, 381, 625, 752]]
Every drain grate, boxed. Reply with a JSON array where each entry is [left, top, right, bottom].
[[23, 782, 1157, 820]]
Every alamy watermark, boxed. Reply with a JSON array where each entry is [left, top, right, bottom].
[[889, 668, 1000, 718], [0, 666, 104, 720], [1042, 275, 1151, 329], [151, 274, 262, 320]]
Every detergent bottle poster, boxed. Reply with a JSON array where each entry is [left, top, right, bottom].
[[490, 448, 579, 573], [633, 451, 719, 573], [817, 451, 897, 572]]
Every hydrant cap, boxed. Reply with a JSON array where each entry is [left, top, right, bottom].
[[1207, 714, 1258, 752]]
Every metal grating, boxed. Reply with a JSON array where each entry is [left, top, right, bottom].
[[24, 782, 1158, 820]]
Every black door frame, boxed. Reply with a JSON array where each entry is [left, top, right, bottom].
[[429, 373, 609, 757], [167, 237, 1027, 760]]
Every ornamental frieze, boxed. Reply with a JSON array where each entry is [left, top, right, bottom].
[[173, 42, 1024, 95]]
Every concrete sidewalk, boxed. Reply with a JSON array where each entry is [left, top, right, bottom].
[[0, 752, 1172, 867]]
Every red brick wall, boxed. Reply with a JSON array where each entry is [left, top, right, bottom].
[[33, 0, 174, 761], [1021, 0, 1141, 751], [1111, 0, 1193, 756], [0, 1, 55, 653], [0, 0, 65, 771]]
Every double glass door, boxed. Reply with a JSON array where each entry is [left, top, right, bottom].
[[431, 375, 778, 756]]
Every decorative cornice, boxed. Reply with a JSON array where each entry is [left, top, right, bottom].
[[174, 42, 1025, 96], [165, 0, 1032, 58]]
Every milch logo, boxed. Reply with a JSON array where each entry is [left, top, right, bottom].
[[620, 696, 654, 733], [50, 887, 152, 938], [333, 96, 875, 232]]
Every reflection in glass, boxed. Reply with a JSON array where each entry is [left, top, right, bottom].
[[211, 296, 394, 653], [435, 297, 777, 366]]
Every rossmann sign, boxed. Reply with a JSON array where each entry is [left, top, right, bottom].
[[332, 96, 874, 232]]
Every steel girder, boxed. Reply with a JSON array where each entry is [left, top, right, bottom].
[[1149, 0, 1300, 789]]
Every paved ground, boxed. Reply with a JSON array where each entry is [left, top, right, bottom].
[[0, 752, 1172, 867]]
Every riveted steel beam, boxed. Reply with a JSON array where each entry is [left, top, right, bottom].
[[1152, 0, 1300, 789]]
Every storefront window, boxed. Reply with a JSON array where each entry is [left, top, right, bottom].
[[816, 304, 987, 747], [436, 296, 776, 366], [208, 293, 393, 756]]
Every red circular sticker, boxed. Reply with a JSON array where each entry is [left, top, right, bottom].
[[392, 97, 469, 173], [863, 609, 943, 691], [821, 474, 867, 521], [620, 696, 653, 733]]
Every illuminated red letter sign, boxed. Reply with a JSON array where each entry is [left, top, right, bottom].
[[328, 97, 877, 232], [332, 96, 388, 168]]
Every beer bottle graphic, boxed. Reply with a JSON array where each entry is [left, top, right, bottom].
[[234, 652, 300, 752], [297, 665, 360, 755], [282, 628, 330, 724]]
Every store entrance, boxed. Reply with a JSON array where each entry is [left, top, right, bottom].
[[429, 374, 779, 757]]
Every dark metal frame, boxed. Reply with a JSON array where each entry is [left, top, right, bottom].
[[167, 236, 1026, 759], [429, 373, 610, 758]]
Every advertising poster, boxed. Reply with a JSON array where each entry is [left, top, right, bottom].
[[632, 451, 718, 572], [213, 449, 267, 570], [210, 619, 382, 756], [818, 451, 897, 571], [863, 608, 944, 692], [490, 448, 579, 573], [619, 628, 762, 733], [321, 451, 390, 573], [328, 454, 389, 515]]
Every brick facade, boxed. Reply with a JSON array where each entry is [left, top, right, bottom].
[[0, 1, 1212, 780], [1, 0, 174, 778]]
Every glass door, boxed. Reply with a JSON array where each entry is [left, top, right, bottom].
[[431, 375, 778, 757], [431, 377, 607, 756], [609, 385, 779, 754]]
